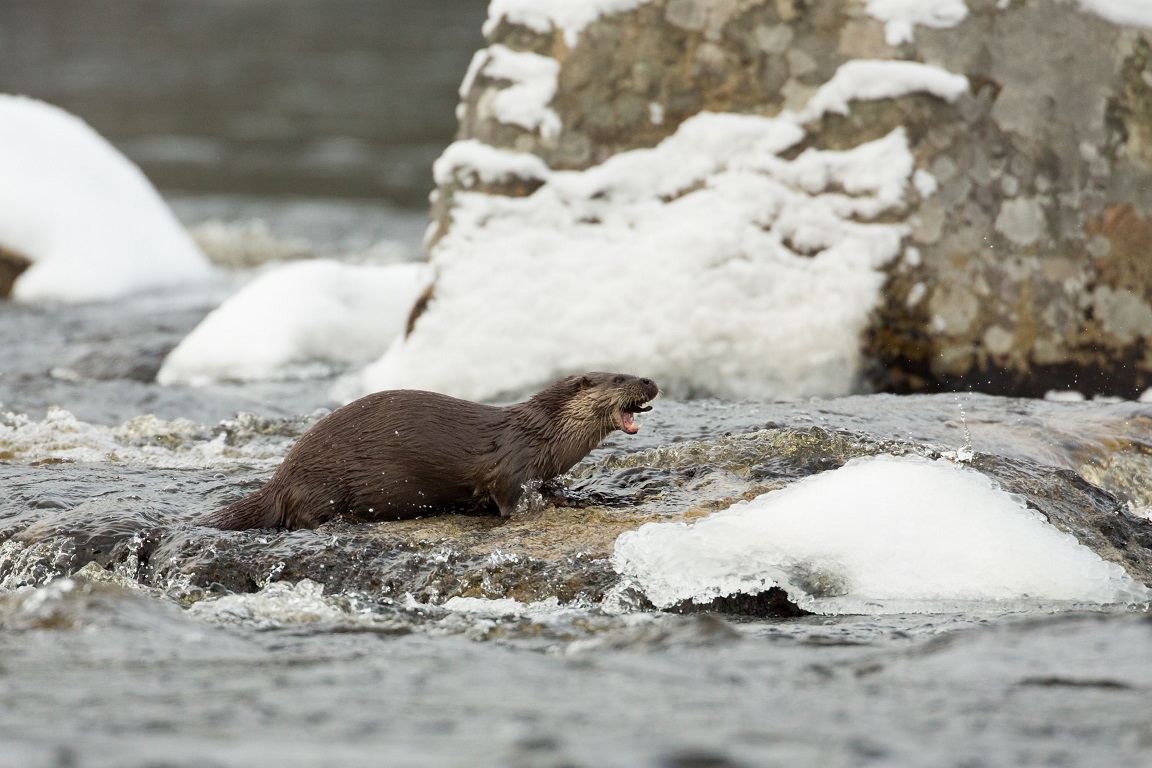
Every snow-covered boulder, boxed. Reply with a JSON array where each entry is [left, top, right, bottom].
[[364, 0, 1152, 402], [158, 260, 431, 386], [0, 95, 211, 302]]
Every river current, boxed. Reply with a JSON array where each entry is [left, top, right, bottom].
[[2, 200, 1152, 768]]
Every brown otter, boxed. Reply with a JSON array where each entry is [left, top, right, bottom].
[[198, 372, 659, 530]]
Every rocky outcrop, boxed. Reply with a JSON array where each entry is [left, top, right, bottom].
[[427, 0, 1152, 399]]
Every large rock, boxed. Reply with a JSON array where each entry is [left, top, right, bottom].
[[413, 0, 1152, 400]]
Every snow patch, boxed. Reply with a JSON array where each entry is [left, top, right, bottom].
[[0, 95, 211, 302], [354, 48, 969, 403], [472, 44, 562, 139], [1077, 0, 1152, 29], [484, 0, 652, 46], [613, 454, 1151, 614], [865, 0, 969, 45], [795, 60, 970, 123], [358, 112, 912, 402], [433, 140, 551, 188], [158, 260, 431, 386]]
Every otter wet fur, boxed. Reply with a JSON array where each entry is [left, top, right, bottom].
[[199, 372, 659, 530]]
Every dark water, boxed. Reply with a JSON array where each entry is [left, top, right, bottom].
[[0, 0, 487, 206], [3, 576, 1152, 768], [2, 200, 1152, 765]]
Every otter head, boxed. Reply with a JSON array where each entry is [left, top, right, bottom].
[[544, 372, 659, 439], [514, 372, 659, 488]]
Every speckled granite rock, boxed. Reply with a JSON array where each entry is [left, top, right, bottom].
[[433, 0, 1152, 398]]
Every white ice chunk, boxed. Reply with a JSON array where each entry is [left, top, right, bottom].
[[613, 454, 1151, 614]]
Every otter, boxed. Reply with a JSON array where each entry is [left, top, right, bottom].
[[198, 372, 659, 530]]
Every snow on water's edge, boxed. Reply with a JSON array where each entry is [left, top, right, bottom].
[[158, 261, 432, 387], [0, 95, 211, 303], [612, 454, 1151, 615]]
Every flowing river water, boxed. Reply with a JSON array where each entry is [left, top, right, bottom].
[[2, 201, 1152, 767]]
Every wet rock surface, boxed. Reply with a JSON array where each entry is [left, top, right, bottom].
[[4, 396, 1152, 615]]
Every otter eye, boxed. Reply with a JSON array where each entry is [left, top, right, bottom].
[[579, 376, 594, 388], [612, 375, 626, 384]]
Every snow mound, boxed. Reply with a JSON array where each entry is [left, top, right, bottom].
[[359, 115, 914, 402], [795, 60, 971, 122], [0, 95, 211, 302], [864, 0, 969, 45], [613, 454, 1151, 614], [158, 260, 431, 386], [357, 55, 969, 403]]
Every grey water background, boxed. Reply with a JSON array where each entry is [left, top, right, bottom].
[[0, 0, 486, 207], [3, 3, 1152, 767]]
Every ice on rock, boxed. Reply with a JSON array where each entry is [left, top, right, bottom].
[[613, 454, 1151, 614]]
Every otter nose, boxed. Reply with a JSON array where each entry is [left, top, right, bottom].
[[640, 377, 657, 392]]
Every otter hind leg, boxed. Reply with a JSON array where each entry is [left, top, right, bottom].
[[197, 489, 277, 530]]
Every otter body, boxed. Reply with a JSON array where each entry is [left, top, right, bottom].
[[199, 372, 658, 530]]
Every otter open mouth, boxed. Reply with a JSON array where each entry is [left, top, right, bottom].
[[619, 400, 653, 435]]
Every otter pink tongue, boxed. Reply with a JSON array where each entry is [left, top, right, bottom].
[[621, 410, 639, 434]]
